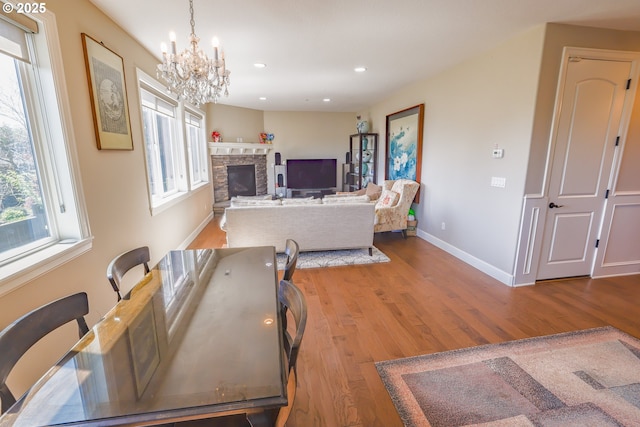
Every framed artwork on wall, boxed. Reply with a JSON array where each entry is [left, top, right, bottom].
[[385, 104, 424, 202], [82, 33, 133, 150]]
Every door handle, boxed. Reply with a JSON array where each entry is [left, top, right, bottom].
[[549, 202, 564, 209]]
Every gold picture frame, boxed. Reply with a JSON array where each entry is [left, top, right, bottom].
[[82, 33, 133, 150]]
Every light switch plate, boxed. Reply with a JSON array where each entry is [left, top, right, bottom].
[[491, 177, 506, 188], [492, 148, 504, 158]]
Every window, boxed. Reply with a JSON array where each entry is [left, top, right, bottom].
[[140, 88, 183, 202], [185, 110, 207, 188], [137, 70, 208, 214], [0, 8, 91, 292]]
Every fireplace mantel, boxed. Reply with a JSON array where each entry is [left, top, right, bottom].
[[208, 142, 273, 156]]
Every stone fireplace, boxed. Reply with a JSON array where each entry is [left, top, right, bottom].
[[227, 164, 257, 198], [209, 142, 272, 213]]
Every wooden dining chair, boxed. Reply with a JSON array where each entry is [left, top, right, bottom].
[[282, 239, 299, 281], [276, 279, 308, 427], [0, 292, 90, 414], [106, 246, 150, 301], [278, 279, 307, 373]]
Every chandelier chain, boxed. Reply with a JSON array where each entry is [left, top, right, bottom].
[[189, 0, 195, 37]]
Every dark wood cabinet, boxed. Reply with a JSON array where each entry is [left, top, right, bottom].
[[344, 133, 377, 191]]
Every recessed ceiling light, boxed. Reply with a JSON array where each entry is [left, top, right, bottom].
[[259, 97, 267, 101], [254, 63, 267, 68], [323, 98, 331, 102], [354, 66, 367, 73]]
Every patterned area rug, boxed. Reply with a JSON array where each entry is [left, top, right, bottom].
[[276, 246, 389, 270], [376, 326, 640, 426]]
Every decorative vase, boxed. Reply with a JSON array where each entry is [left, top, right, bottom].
[[213, 136, 221, 142], [356, 119, 369, 134], [362, 136, 368, 151]]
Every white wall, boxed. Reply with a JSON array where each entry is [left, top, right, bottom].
[[206, 105, 355, 193], [366, 26, 546, 280], [263, 111, 354, 192]]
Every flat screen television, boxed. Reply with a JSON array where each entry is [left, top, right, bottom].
[[286, 158, 337, 189]]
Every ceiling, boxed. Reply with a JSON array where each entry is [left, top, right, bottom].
[[89, 0, 640, 112]]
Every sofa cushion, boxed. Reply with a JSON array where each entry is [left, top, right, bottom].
[[322, 195, 370, 204], [233, 195, 273, 200], [282, 197, 322, 205], [376, 190, 399, 208], [230, 199, 282, 207]]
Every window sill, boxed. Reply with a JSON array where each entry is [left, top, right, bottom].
[[150, 183, 210, 216], [0, 237, 93, 297]]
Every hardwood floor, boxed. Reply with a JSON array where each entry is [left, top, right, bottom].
[[189, 218, 640, 427]]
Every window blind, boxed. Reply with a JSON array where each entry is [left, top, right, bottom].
[[0, 3, 38, 62]]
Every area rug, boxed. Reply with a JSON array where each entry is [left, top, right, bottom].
[[376, 326, 640, 426], [276, 246, 389, 270]]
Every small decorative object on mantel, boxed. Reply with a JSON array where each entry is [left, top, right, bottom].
[[259, 132, 274, 144], [356, 115, 369, 134], [211, 131, 221, 142]]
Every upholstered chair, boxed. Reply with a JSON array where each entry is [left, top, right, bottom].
[[374, 179, 420, 236]]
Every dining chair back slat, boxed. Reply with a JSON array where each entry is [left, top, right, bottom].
[[282, 239, 299, 281], [0, 292, 89, 414], [278, 279, 307, 373], [106, 246, 150, 301]]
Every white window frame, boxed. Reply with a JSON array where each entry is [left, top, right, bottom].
[[184, 108, 208, 190], [136, 69, 209, 216], [0, 7, 92, 295]]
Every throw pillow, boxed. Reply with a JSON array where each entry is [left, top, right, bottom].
[[365, 182, 382, 201], [331, 188, 366, 197], [376, 190, 399, 208]]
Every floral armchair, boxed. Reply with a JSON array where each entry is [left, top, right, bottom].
[[374, 179, 420, 236]]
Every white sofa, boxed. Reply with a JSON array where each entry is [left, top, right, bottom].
[[220, 198, 375, 253]]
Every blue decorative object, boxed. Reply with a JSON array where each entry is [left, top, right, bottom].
[[361, 150, 372, 163]]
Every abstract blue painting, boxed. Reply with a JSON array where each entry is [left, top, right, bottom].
[[386, 104, 424, 187]]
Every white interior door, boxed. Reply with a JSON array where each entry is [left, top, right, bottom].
[[537, 58, 632, 280]]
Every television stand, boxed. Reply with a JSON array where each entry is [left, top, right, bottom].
[[288, 188, 336, 198]]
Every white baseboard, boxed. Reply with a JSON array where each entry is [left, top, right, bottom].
[[178, 212, 214, 250], [416, 229, 516, 287]]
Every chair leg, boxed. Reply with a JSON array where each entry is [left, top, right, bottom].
[[368, 247, 373, 256], [401, 229, 407, 239]]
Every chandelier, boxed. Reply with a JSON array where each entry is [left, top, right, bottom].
[[157, 0, 230, 106]]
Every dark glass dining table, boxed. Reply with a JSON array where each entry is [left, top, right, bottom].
[[0, 246, 287, 426]]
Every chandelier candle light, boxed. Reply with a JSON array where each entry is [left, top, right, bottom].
[[157, 0, 230, 106]]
